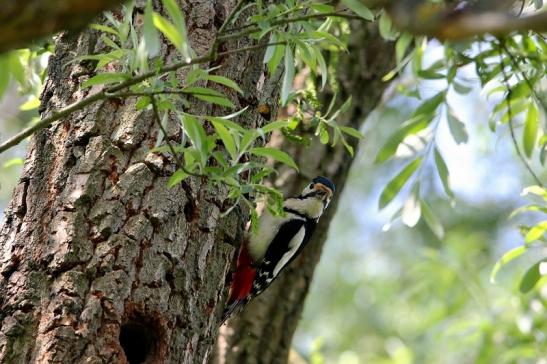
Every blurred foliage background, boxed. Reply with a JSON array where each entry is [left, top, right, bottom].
[[293, 56, 547, 363]]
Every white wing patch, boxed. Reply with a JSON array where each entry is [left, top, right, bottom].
[[272, 226, 306, 277]]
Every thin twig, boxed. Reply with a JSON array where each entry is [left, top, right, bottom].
[[217, 12, 363, 41], [498, 45, 544, 187]]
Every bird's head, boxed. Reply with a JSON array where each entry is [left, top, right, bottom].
[[300, 176, 336, 209]]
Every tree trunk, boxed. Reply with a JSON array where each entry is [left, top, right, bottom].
[[0, 1, 279, 363], [219, 22, 395, 364]]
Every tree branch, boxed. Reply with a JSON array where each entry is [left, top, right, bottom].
[[0, 41, 286, 154]]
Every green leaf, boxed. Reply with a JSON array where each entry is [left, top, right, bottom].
[[162, 0, 191, 58], [490, 245, 527, 283], [396, 32, 413, 64], [262, 120, 289, 133], [339, 126, 364, 140], [143, 0, 160, 57], [250, 147, 299, 170], [206, 75, 243, 94], [281, 45, 295, 106], [267, 42, 285, 75], [525, 221, 547, 244], [452, 81, 473, 94], [263, 33, 278, 64], [3, 158, 24, 168], [181, 114, 208, 165], [519, 260, 547, 293], [375, 116, 430, 164], [211, 120, 238, 161], [240, 130, 259, 153], [434, 147, 454, 199], [523, 103, 539, 158], [379, 158, 421, 209], [82, 72, 129, 88], [412, 92, 445, 117], [19, 97, 40, 111], [183, 86, 234, 108], [342, 0, 374, 21], [153, 12, 184, 54], [379, 11, 396, 40], [446, 106, 468, 144], [421, 199, 444, 239], [90, 23, 119, 36], [0, 56, 9, 98], [168, 169, 189, 188], [310, 45, 327, 89]]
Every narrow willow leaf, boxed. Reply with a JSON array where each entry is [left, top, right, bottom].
[[310, 46, 327, 89], [421, 199, 444, 238], [446, 106, 468, 144], [281, 45, 295, 106], [250, 147, 299, 170], [396, 32, 413, 64], [523, 103, 539, 158], [434, 147, 454, 199], [379, 158, 421, 209], [262, 120, 289, 133], [379, 11, 396, 40], [162, 0, 190, 58], [520, 259, 546, 293], [82, 72, 129, 88], [402, 188, 421, 227], [412, 92, 444, 117], [525, 221, 547, 244], [153, 12, 183, 54], [143, 0, 160, 57], [339, 126, 364, 139], [263, 33, 278, 64], [342, 0, 374, 21], [212, 121, 238, 161], [267, 42, 285, 75], [90, 24, 119, 36], [19, 97, 40, 111], [490, 245, 527, 283], [168, 169, 189, 188], [452, 81, 473, 94], [0, 57, 9, 97], [181, 114, 208, 165], [375, 116, 430, 164], [206, 75, 243, 94], [3, 158, 24, 168]]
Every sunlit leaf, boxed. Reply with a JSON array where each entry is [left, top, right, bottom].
[[379, 158, 422, 209], [490, 245, 527, 283], [212, 120, 238, 161], [3, 158, 24, 168], [339, 126, 364, 139], [402, 188, 421, 227], [19, 97, 40, 111], [181, 114, 208, 165], [525, 221, 547, 244], [153, 12, 184, 54], [523, 103, 538, 158]]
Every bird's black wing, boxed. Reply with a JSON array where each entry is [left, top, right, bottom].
[[251, 218, 316, 297]]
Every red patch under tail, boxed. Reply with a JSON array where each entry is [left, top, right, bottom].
[[223, 245, 256, 322]]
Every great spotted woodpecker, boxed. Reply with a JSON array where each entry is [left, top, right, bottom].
[[222, 176, 335, 322]]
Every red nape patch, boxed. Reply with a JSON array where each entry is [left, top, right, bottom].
[[227, 246, 256, 302]]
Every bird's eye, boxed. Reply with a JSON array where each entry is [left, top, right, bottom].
[[309, 183, 315, 189]]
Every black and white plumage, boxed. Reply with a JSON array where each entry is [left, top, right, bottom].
[[223, 176, 335, 322]]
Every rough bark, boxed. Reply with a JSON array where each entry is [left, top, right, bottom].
[[0, 1, 279, 363], [219, 22, 396, 364], [0, 0, 126, 53]]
